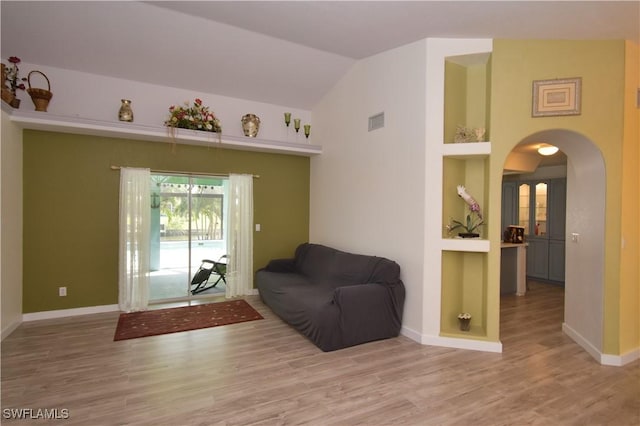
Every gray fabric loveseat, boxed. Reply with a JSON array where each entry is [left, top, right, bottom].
[[256, 243, 405, 351]]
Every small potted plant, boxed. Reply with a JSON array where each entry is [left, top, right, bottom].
[[457, 312, 472, 331]]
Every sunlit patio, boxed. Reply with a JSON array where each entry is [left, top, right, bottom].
[[149, 239, 226, 301]]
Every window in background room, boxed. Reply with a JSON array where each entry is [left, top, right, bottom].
[[518, 183, 530, 234]]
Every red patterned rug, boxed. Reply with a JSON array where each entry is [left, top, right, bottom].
[[113, 299, 263, 341]]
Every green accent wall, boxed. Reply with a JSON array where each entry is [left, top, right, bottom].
[[23, 131, 310, 313]]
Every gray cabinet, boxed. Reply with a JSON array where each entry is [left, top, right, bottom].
[[548, 240, 566, 282], [501, 181, 518, 232], [526, 238, 549, 280], [548, 178, 566, 240], [502, 178, 566, 283]]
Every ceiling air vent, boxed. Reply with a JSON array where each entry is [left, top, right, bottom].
[[368, 112, 384, 132]]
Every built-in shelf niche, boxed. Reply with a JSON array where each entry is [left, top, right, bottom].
[[440, 50, 492, 343], [443, 52, 491, 145], [440, 250, 488, 339]]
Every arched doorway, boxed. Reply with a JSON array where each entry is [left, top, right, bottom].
[[501, 129, 606, 356]]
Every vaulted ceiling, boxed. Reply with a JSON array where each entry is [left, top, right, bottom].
[[1, 1, 638, 110]]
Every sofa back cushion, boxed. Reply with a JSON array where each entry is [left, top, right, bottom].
[[294, 243, 336, 279], [294, 243, 400, 285]]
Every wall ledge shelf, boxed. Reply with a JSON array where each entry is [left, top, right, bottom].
[[441, 238, 490, 252], [442, 141, 491, 158], [6, 108, 322, 157]]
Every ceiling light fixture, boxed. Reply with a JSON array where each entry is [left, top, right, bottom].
[[538, 145, 559, 156]]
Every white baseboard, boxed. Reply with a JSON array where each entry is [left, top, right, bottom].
[[400, 325, 422, 343], [601, 349, 640, 366], [400, 326, 503, 353], [19, 296, 262, 322], [422, 334, 503, 353], [22, 304, 120, 322], [562, 322, 601, 361], [1, 319, 22, 341], [615, 348, 640, 366], [21, 294, 261, 323], [563, 322, 639, 366]]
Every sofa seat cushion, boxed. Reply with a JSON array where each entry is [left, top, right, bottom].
[[257, 271, 342, 350]]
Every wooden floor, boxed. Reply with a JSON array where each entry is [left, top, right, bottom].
[[2, 281, 638, 425]]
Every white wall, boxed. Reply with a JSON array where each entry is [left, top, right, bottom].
[[14, 62, 312, 143], [310, 40, 428, 334], [562, 135, 606, 352], [1, 107, 23, 339], [519, 129, 606, 353], [514, 164, 568, 180], [311, 38, 494, 345]]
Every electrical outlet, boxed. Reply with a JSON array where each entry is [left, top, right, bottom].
[[571, 233, 580, 243], [59, 286, 67, 297]]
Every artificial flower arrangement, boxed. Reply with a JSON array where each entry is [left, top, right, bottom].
[[446, 185, 484, 238], [164, 98, 221, 133], [5, 56, 26, 93], [1, 56, 26, 107]]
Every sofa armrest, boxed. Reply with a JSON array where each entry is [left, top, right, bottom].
[[261, 258, 297, 273], [332, 281, 405, 339]]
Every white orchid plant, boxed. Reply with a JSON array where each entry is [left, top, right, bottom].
[[446, 185, 484, 236]]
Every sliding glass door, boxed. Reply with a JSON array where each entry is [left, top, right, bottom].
[[149, 174, 227, 302]]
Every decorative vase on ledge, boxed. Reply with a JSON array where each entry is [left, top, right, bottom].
[[0, 64, 13, 107], [1, 88, 15, 106], [241, 114, 260, 137], [118, 99, 134, 122]]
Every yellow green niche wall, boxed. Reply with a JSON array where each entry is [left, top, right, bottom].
[[620, 41, 640, 354], [489, 39, 633, 355]]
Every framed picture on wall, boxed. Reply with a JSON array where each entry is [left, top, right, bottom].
[[532, 77, 582, 117]]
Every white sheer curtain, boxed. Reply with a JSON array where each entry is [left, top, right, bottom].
[[118, 167, 151, 312], [226, 174, 254, 298]]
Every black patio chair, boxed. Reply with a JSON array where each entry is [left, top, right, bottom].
[[190, 255, 228, 295]]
